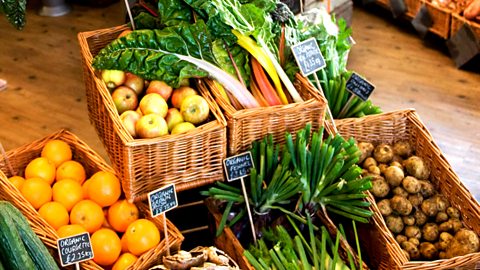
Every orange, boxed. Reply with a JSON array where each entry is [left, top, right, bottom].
[[70, 200, 104, 234], [120, 233, 129, 253], [41, 140, 72, 167], [124, 219, 160, 256], [102, 209, 113, 229], [112, 252, 137, 270], [108, 200, 139, 233], [57, 224, 87, 238], [38, 201, 69, 230], [82, 179, 91, 199], [56, 160, 86, 184], [8, 175, 25, 190], [52, 179, 84, 211], [91, 228, 122, 266], [24, 157, 56, 184], [87, 171, 121, 207], [20, 177, 52, 209]]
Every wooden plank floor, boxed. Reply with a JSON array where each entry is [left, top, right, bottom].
[[0, 2, 478, 199]]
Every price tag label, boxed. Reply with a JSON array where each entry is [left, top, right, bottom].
[[148, 184, 178, 217], [291, 37, 326, 76], [223, 152, 254, 182], [57, 232, 94, 267], [346, 73, 375, 101]]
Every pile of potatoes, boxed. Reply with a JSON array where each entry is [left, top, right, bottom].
[[358, 141, 479, 261]]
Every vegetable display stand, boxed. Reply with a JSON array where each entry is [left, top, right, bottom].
[[420, 0, 453, 39], [374, 0, 421, 18], [451, 12, 480, 38], [334, 109, 480, 270], [0, 130, 184, 270], [207, 74, 327, 155], [78, 25, 228, 202]]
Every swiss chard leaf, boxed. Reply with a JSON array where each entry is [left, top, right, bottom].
[[211, 40, 251, 87], [1, 0, 26, 30], [133, 12, 163, 30], [157, 0, 193, 26]]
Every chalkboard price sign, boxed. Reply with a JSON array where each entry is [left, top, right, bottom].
[[57, 232, 94, 267], [291, 37, 326, 76], [148, 184, 178, 217], [346, 73, 375, 101], [223, 152, 254, 182]]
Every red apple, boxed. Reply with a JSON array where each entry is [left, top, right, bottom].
[[146, 80, 173, 101], [139, 93, 168, 117], [171, 122, 195, 135], [101, 70, 125, 90], [180, 95, 210, 125], [120, 110, 141, 138], [171, 86, 198, 109], [165, 108, 184, 132], [124, 72, 145, 95], [135, 114, 168, 138], [111, 86, 138, 115]]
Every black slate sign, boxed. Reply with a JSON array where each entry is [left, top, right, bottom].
[[389, 0, 407, 18], [346, 73, 375, 101], [223, 152, 254, 182], [447, 24, 480, 68], [57, 232, 94, 267], [291, 37, 326, 76], [148, 184, 178, 217], [412, 5, 433, 38]]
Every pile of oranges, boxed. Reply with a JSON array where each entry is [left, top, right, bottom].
[[8, 139, 161, 269]]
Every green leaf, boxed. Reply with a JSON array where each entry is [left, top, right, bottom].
[[157, 0, 192, 26], [211, 39, 251, 86], [2, 0, 26, 30]]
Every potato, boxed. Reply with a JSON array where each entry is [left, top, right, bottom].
[[368, 165, 381, 175], [373, 143, 394, 163], [401, 241, 420, 260], [393, 141, 413, 158], [419, 180, 436, 198], [439, 220, 454, 233], [391, 195, 413, 216], [396, 234, 408, 244], [436, 212, 449, 223], [393, 186, 409, 197], [409, 238, 420, 246], [419, 242, 438, 260], [402, 176, 421, 194], [414, 210, 428, 226], [438, 232, 453, 250], [404, 156, 430, 180], [386, 215, 404, 234], [432, 194, 449, 212], [421, 198, 438, 217], [384, 166, 404, 187], [371, 178, 390, 198], [403, 215, 416, 226], [391, 156, 404, 165], [439, 251, 447, 259], [422, 223, 440, 242], [445, 229, 480, 258], [357, 142, 374, 164], [405, 225, 422, 240], [363, 157, 377, 169], [377, 199, 392, 216], [447, 206, 460, 219], [378, 163, 389, 174], [451, 218, 463, 233], [408, 193, 423, 207]]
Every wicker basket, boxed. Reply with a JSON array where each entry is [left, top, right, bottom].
[[451, 12, 480, 38], [207, 73, 327, 155], [78, 25, 228, 202], [373, 0, 421, 19], [0, 130, 184, 270], [334, 109, 480, 270], [421, 0, 453, 38]]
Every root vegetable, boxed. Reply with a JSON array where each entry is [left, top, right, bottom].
[[419, 180, 436, 198], [439, 220, 453, 232], [393, 141, 413, 158], [386, 215, 404, 234], [405, 225, 422, 239], [391, 195, 413, 216], [358, 142, 374, 164], [393, 186, 409, 197], [451, 219, 463, 233], [409, 238, 420, 246], [401, 241, 420, 260], [379, 163, 389, 174], [436, 212, 449, 223], [374, 143, 394, 163], [432, 194, 449, 212], [447, 207, 460, 219], [445, 229, 480, 258], [396, 234, 408, 244], [372, 178, 390, 198], [438, 232, 453, 250], [377, 199, 392, 216], [363, 157, 377, 169], [403, 215, 416, 226], [404, 156, 430, 180], [422, 223, 440, 242], [385, 166, 404, 187], [421, 198, 438, 217], [414, 210, 428, 226], [402, 176, 421, 194], [419, 242, 438, 260], [368, 165, 381, 175], [391, 156, 404, 165], [408, 193, 423, 207], [439, 251, 447, 259]]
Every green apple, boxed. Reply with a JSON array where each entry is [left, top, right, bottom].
[[120, 110, 141, 138], [111, 86, 138, 115], [135, 114, 168, 138], [101, 70, 125, 90], [165, 108, 184, 132], [139, 93, 168, 117], [171, 86, 198, 109], [171, 122, 196, 135], [180, 95, 210, 125]]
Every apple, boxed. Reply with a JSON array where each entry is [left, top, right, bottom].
[[124, 72, 145, 95], [180, 95, 210, 125], [146, 80, 173, 101], [101, 70, 125, 90], [165, 108, 184, 132], [139, 93, 168, 117], [135, 114, 169, 138], [120, 110, 141, 138], [171, 86, 198, 109], [171, 122, 196, 135], [111, 86, 138, 115]]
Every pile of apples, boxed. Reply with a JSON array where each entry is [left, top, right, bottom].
[[101, 70, 210, 139]]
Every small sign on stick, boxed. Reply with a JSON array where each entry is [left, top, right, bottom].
[[223, 152, 254, 182], [57, 232, 94, 267], [291, 37, 326, 76], [345, 73, 375, 102], [148, 184, 178, 218]]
